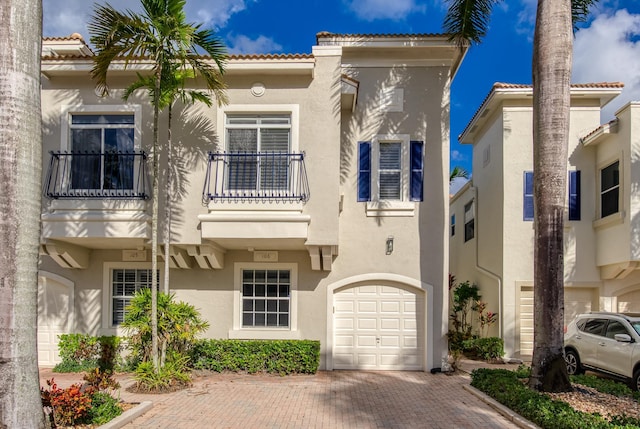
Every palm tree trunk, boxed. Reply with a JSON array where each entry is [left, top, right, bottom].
[[0, 1, 47, 427], [529, 0, 573, 392], [151, 69, 161, 371], [163, 104, 172, 295]]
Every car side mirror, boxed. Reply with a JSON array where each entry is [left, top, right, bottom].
[[614, 333, 632, 343]]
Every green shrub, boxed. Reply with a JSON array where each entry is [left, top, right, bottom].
[[88, 391, 122, 425], [571, 374, 640, 401], [190, 339, 320, 374], [53, 334, 123, 373], [462, 337, 504, 361], [121, 289, 209, 365], [133, 356, 192, 393], [470, 368, 640, 429]]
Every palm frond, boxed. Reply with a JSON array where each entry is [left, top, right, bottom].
[[443, 0, 502, 46], [571, 0, 599, 32]]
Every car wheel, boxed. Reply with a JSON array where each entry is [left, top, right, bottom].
[[564, 350, 583, 375], [631, 369, 640, 391]]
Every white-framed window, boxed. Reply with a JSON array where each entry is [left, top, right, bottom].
[[358, 135, 424, 216], [226, 114, 291, 191], [231, 263, 298, 339], [600, 160, 619, 218], [61, 105, 142, 193], [464, 200, 475, 242], [102, 262, 160, 329], [451, 214, 456, 236]]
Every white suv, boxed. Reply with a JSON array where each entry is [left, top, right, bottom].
[[564, 312, 640, 390]]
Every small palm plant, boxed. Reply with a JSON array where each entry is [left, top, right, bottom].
[[121, 289, 209, 392]]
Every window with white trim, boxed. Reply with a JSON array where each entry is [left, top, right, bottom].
[[226, 114, 291, 192], [600, 161, 619, 218], [110, 268, 159, 326], [358, 135, 424, 203], [464, 200, 475, 242], [232, 263, 298, 338], [241, 269, 291, 328]]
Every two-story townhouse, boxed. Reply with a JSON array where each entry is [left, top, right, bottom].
[[449, 82, 640, 359], [38, 32, 466, 371]]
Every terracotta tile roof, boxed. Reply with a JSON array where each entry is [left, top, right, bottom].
[[227, 53, 313, 60], [459, 82, 626, 141], [580, 118, 619, 143], [316, 31, 449, 40]]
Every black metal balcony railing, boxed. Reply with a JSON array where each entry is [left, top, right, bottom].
[[44, 151, 149, 199], [204, 152, 310, 203]]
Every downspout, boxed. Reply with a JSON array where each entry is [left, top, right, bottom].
[[472, 186, 503, 340]]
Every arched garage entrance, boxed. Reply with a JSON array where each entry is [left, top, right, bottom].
[[37, 272, 74, 367], [327, 274, 430, 371]]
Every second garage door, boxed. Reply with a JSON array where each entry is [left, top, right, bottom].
[[333, 284, 423, 370]]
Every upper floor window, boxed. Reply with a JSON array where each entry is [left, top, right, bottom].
[[523, 170, 581, 221], [70, 114, 135, 191], [464, 200, 475, 242], [601, 161, 619, 218], [451, 214, 456, 236], [358, 136, 424, 203], [226, 114, 291, 192]]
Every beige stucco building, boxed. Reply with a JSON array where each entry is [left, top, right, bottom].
[[450, 82, 640, 358], [37, 33, 466, 371]]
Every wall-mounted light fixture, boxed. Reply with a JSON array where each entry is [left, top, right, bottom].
[[386, 236, 394, 255]]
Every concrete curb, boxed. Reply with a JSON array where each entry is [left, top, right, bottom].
[[98, 401, 153, 429], [462, 385, 540, 429]]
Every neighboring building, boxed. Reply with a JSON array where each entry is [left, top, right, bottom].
[[37, 32, 467, 370], [449, 82, 640, 358]]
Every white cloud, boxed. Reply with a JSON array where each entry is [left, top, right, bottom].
[[451, 149, 466, 162], [43, 0, 255, 40], [347, 0, 425, 21], [227, 34, 283, 54], [572, 9, 640, 120]]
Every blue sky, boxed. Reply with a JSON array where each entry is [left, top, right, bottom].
[[43, 0, 640, 191]]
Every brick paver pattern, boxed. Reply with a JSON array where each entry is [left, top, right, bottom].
[[92, 370, 517, 429]]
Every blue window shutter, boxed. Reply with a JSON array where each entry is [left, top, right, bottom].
[[358, 141, 371, 202], [410, 141, 424, 201], [569, 170, 581, 221], [523, 171, 534, 221]]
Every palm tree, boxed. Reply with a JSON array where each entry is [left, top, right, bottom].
[[0, 1, 47, 427], [89, 0, 227, 370], [450, 166, 469, 183], [444, 0, 598, 392]]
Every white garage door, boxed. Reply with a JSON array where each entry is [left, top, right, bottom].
[[333, 285, 422, 370], [520, 286, 593, 356], [38, 275, 73, 367], [618, 289, 640, 312]]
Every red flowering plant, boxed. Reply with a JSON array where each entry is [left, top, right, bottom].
[[41, 378, 94, 427]]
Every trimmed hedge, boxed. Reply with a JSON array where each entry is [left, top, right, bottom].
[[190, 339, 320, 374], [53, 334, 122, 373], [471, 368, 640, 429]]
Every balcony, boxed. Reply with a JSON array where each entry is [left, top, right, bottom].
[[41, 151, 151, 266], [44, 150, 149, 199], [200, 152, 311, 251], [203, 151, 309, 203]]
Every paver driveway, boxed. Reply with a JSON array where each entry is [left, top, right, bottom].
[[117, 370, 516, 429]]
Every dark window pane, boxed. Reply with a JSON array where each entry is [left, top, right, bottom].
[[279, 300, 289, 312], [279, 314, 289, 326], [242, 300, 253, 311], [267, 300, 277, 312], [602, 189, 619, 217], [601, 161, 619, 191], [255, 313, 265, 326], [279, 285, 290, 297], [242, 313, 253, 326], [267, 314, 278, 326], [243, 270, 254, 282], [255, 284, 266, 297], [243, 284, 253, 296], [267, 285, 277, 297], [255, 300, 265, 312]]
